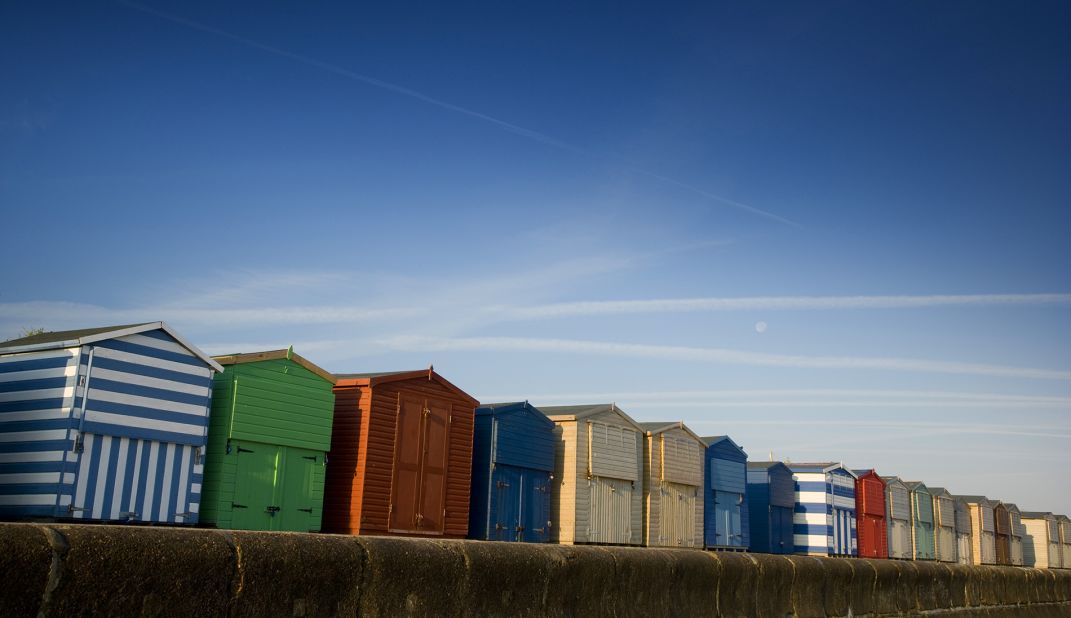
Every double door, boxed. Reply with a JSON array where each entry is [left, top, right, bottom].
[[770, 505, 793, 554], [490, 463, 551, 542], [588, 476, 634, 544], [231, 440, 322, 531], [857, 514, 886, 558], [711, 490, 744, 548], [831, 507, 855, 556], [390, 396, 451, 534]]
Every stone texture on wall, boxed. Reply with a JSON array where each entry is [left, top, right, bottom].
[[1, 523, 1070, 617]]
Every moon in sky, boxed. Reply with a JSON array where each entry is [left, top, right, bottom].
[[755, 321, 768, 333]]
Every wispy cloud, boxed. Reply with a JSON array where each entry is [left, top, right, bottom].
[[379, 335, 1071, 380], [116, 0, 795, 227], [682, 419, 1071, 439], [477, 388, 1071, 410], [0, 301, 423, 328], [486, 293, 1071, 320]]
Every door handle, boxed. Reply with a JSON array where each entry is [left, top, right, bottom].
[[266, 506, 281, 515]]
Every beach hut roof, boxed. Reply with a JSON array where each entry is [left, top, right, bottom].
[[0, 321, 223, 372]]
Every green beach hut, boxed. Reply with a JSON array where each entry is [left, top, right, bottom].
[[199, 348, 336, 532]]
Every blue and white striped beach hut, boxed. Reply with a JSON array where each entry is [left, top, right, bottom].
[[0, 323, 221, 523], [786, 462, 858, 556]]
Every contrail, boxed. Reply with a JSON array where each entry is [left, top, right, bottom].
[[380, 334, 1071, 381], [116, 0, 799, 228], [492, 292, 1071, 319]]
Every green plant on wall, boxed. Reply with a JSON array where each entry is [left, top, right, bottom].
[[12, 327, 47, 339]]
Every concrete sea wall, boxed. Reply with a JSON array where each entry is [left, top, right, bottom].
[[2, 523, 1070, 616]]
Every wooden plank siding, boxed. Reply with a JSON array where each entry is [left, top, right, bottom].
[[321, 370, 476, 538], [227, 359, 334, 452], [641, 425, 703, 548], [545, 405, 643, 546], [550, 423, 578, 544]]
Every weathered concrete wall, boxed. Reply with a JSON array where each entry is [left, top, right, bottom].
[[2, 522, 1070, 617]]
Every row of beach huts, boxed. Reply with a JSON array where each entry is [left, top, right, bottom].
[[0, 322, 1068, 569]]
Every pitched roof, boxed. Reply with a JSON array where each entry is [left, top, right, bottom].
[[0, 321, 223, 372], [212, 348, 336, 384], [903, 481, 929, 492], [333, 367, 478, 406], [636, 420, 704, 444], [475, 401, 554, 426], [951, 495, 993, 505], [747, 461, 791, 473], [478, 401, 527, 409], [1020, 511, 1052, 519], [335, 370, 417, 379], [0, 323, 151, 347], [539, 403, 642, 430], [788, 461, 855, 476], [700, 434, 747, 454]]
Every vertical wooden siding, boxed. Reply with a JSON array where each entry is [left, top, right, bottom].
[[550, 422, 578, 544]]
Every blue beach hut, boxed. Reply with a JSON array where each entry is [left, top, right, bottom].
[[468, 401, 556, 542], [702, 435, 749, 550], [0, 323, 221, 523], [746, 461, 795, 554]]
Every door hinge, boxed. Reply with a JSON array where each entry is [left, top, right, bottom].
[[231, 503, 248, 509], [302, 455, 317, 461], [236, 446, 254, 453], [298, 508, 313, 513]]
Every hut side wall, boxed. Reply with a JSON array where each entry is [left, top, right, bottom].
[[995, 504, 1012, 565], [792, 471, 831, 556], [1022, 518, 1051, 568], [0, 347, 81, 518], [1061, 519, 1071, 568], [550, 422, 578, 544], [468, 413, 495, 539], [321, 384, 373, 534], [1010, 509, 1025, 566], [954, 500, 974, 565]]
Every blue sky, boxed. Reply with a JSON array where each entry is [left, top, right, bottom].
[[2, 2, 1069, 514]]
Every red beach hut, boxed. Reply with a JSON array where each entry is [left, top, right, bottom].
[[854, 469, 888, 559]]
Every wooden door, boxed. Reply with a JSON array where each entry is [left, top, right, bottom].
[[277, 447, 319, 532], [389, 396, 425, 531], [231, 441, 279, 530], [416, 398, 449, 533]]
